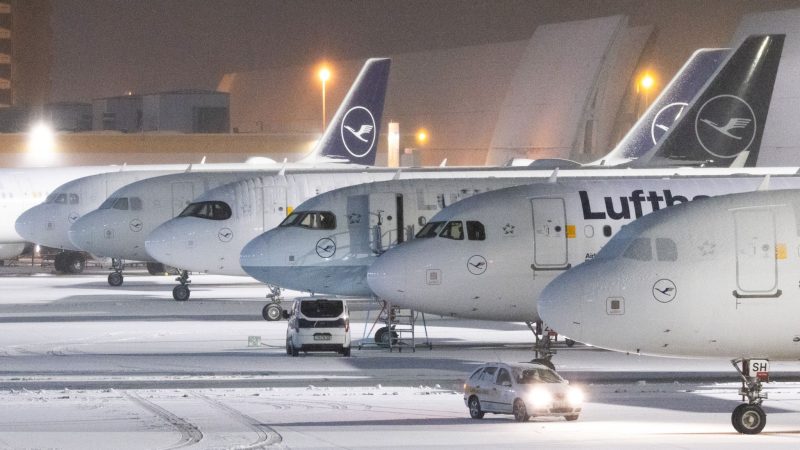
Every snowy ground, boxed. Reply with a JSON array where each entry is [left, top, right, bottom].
[[1, 269, 800, 448]]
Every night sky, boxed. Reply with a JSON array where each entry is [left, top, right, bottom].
[[51, 0, 800, 102]]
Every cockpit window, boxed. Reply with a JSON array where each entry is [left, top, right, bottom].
[[439, 221, 464, 240], [623, 237, 652, 261], [656, 238, 677, 261], [178, 201, 232, 220], [47, 193, 68, 204], [466, 221, 485, 241], [415, 221, 446, 238], [129, 197, 142, 211], [68, 193, 79, 204], [277, 211, 335, 229], [112, 197, 129, 211]]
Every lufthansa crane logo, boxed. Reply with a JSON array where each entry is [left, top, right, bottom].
[[340, 106, 376, 158], [467, 255, 487, 275], [652, 278, 677, 303], [218, 227, 233, 242], [650, 102, 688, 144], [316, 237, 336, 258], [694, 95, 756, 159], [68, 212, 80, 224], [129, 219, 143, 232]]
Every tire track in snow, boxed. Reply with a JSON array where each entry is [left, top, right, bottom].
[[193, 392, 283, 448], [125, 391, 204, 449]]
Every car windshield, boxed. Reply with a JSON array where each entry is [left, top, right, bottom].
[[300, 299, 344, 318], [415, 221, 446, 238], [514, 367, 564, 384]]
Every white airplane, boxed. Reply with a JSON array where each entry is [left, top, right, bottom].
[[145, 46, 730, 315], [365, 33, 784, 323], [66, 58, 392, 290], [15, 58, 391, 274], [537, 187, 800, 434]]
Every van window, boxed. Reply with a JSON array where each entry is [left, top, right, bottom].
[[415, 221, 446, 238], [439, 221, 464, 240], [300, 299, 344, 318], [496, 368, 512, 385], [479, 366, 497, 383], [466, 221, 485, 241]]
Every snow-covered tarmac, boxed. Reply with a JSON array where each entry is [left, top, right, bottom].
[[1, 269, 800, 448]]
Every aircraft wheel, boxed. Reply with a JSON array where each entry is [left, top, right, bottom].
[[262, 303, 282, 321], [565, 338, 576, 347], [146, 262, 165, 275], [172, 285, 190, 301], [108, 272, 124, 287], [513, 399, 530, 422], [732, 404, 766, 434], [374, 326, 388, 344], [65, 254, 85, 274], [468, 396, 484, 419], [54, 253, 66, 273], [565, 414, 579, 421]]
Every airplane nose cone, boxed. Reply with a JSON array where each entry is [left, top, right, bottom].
[[240, 233, 270, 281], [16, 205, 82, 251], [366, 249, 408, 303], [538, 269, 585, 343], [68, 213, 104, 255], [144, 221, 182, 266]]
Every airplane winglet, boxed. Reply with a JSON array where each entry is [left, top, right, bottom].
[[278, 158, 288, 177], [548, 168, 559, 183], [185, 163, 193, 172], [392, 168, 402, 180], [757, 174, 771, 191], [439, 159, 447, 167], [200, 156, 207, 164]]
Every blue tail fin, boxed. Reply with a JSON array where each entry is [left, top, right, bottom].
[[309, 58, 391, 166], [597, 48, 728, 166], [632, 34, 784, 167]]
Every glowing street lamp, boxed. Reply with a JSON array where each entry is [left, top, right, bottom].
[[416, 129, 428, 145], [639, 72, 656, 113], [319, 67, 331, 131]]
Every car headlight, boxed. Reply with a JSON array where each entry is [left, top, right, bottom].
[[528, 388, 552, 408], [567, 387, 584, 406]]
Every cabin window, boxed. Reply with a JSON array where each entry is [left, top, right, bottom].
[[69, 193, 80, 205], [415, 221, 446, 238], [439, 221, 464, 240], [623, 238, 652, 261], [656, 238, 677, 261], [466, 221, 486, 241], [179, 201, 233, 220]]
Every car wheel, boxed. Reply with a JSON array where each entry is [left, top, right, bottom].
[[172, 285, 190, 301], [565, 414, 579, 421], [290, 344, 299, 357], [342, 346, 351, 357], [732, 404, 766, 434], [262, 303, 282, 321], [468, 396, 484, 419], [513, 399, 529, 422], [108, 272, 124, 287], [565, 338, 576, 347]]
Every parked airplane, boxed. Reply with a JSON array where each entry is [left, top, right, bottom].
[[67, 58, 391, 290], [146, 46, 730, 314], [537, 187, 800, 434], [15, 58, 390, 273]]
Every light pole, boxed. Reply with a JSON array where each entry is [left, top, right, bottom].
[[319, 67, 331, 131]]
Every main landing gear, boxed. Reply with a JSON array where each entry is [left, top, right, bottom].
[[172, 270, 191, 301], [107, 258, 125, 286], [730, 358, 768, 434], [262, 285, 283, 321], [54, 251, 86, 274]]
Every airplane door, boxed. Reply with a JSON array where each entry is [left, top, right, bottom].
[[347, 195, 370, 256], [530, 198, 569, 269], [734, 208, 778, 295], [369, 193, 399, 253], [262, 186, 287, 231], [171, 182, 195, 217]]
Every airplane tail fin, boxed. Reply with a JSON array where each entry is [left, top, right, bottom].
[[595, 48, 728, 166], [304, 58, 391, 166], [632, 34, 784, 168]]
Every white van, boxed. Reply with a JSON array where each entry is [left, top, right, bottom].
[[284, 298, 351, 356]]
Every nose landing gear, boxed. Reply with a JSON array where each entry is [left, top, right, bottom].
[[172, 270, 191, 301], [107, 258, 125, 286], [526, 320, 555, 370], [262, 285, 283, 321], [730, 358, 768, 434]]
